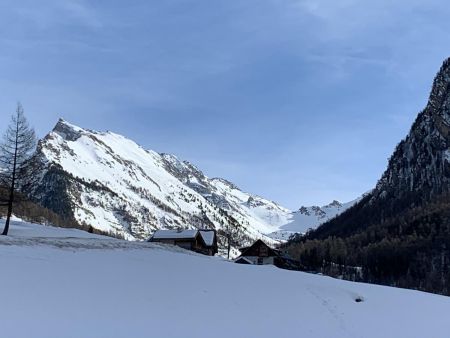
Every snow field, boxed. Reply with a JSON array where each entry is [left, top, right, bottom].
[[0, 220, 449, 338]]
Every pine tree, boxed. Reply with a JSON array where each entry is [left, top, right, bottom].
[[0, 103, 37, 235]]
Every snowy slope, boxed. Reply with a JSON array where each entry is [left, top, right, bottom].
[[1, 216, 108, 239], [267, 198, 361, 240], [28, 119, 357, 247], [0, 219, 449, 338], [30, 119, 278, 246], [209, 179, 360, 240]]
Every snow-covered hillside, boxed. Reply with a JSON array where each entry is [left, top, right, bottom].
[[27, 119, 356, 247], [1, 219, 449, 338], [267, 198, 360, 240]]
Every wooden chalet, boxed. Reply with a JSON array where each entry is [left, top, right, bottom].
[[149, 229, 218, 256], [235, 239, 301, 270]]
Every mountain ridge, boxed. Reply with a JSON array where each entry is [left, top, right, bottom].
[[24, 119, 357, 250]]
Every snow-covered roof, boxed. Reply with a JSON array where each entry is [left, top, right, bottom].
[[151, 229, 216, 247], [199, 230, 215, 246], [152, 230, 199, 240]]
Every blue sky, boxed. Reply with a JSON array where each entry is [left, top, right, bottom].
[[0, 0, 449, 208]]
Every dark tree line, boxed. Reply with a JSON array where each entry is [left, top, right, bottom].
[[285, 193, 450, 295], [0, 186, 79, 229]]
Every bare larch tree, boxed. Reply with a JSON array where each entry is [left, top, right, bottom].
[[0, 103, 36, 235]]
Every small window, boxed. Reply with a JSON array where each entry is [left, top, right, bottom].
[[257, 257, 263, 265]]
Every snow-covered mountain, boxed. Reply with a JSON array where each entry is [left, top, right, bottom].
[[26, 119, 356, 248], [268, 197, 361, 240]]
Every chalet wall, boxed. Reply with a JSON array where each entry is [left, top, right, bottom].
[[240, 256, 275, 265]]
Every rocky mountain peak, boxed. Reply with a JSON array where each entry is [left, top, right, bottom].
[[298, 206, 310, 215], [305, 57, 450, 242], [52, 118, 84, 142], [325, 200, 342, 208], [428, 57, 450, 121], [373, 58, 450, 200], [422, 58, 450, 144]]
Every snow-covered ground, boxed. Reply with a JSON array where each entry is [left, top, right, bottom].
[[3, 216, 108, 239], [1, 219, 449, 338]]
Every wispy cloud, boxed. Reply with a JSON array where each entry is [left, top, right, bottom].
[[1, 0, 449, 207], [57, 0, 102, 28], [8, 0, 102, 30]]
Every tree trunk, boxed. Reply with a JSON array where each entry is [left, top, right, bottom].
[[2, 163, 16, 235], [227, 233, 231, 259], [2, 189, 14, 236], [2, 116, 19, 236]]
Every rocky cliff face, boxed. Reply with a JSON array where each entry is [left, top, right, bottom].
[[304, 58, 450, 239], [285, 59, 450, 296], [372, 59, 450, 204]]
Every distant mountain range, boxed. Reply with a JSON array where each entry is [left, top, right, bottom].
[[22, 119, 357, 249], [267, 198, 362, 240]]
